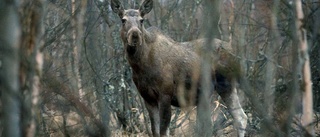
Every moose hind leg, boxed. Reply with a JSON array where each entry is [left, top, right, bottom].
[[217, 77, 247, 137]]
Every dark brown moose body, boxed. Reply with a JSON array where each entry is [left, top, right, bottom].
[[111, 0, 247, 136]]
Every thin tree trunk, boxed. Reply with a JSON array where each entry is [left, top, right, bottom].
[[19, 0, 44, 136], [0, 0, 21, 136], [219, 0, 234, 42], [196, 0, 220, 136], [262, 0, 280, 133], [264, 44, 275, 118], [294, 0, 314, 135], [96, 81, 111, 136], [71, 0, 86, 102]]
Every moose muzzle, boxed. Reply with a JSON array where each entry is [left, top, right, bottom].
[[127, 27, 142, 46]]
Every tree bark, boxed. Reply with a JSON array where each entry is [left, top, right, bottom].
[[262, 0, 280, 133], [19, 0, 44, 136], [70, 0, 86, 103], [293, 0, 314, 136], [0, 0, 21, 136], [196, 0, 220, 136]]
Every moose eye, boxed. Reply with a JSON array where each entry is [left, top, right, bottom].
[[140, 19, 144, 24], [121, 19, 126, 24]]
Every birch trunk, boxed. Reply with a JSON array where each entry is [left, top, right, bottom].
[[294, 0, 314, 135]]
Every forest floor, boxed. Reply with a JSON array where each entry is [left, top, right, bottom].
[[110, 110, 320, 137], [45, 106, 320, 137]]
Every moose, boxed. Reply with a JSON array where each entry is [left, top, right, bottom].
[[111, 0, 248, 136]]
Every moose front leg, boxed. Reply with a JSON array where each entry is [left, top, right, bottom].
[[159, 95, 172, 136], [145, 101, 160, 137]]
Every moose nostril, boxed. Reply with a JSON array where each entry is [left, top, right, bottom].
[[132, 31, 139, 38]]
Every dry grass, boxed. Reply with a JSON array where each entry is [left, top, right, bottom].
[[43, 103, 320, 137]]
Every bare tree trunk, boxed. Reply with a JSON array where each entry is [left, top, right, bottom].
[[262, 0, 281, 132], [293, 0, 314, 136], [71, 0, 87, 103], [196, 0, 220, 136], [219, 0, 234, 42], [262, 38, 275, 135], [0, 0, 21, 137], [95, 81, 111, 136], [264, 45, 275, 118], [19, 0, 44, 136], [233, 0, 249, 76]]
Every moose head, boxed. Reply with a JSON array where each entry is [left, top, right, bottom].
[[111, 0, 153, 47]]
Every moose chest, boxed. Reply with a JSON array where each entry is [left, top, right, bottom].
[[131, 64, 175, 105]]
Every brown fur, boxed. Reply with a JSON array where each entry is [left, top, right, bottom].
[[111, 0, 247, 136]]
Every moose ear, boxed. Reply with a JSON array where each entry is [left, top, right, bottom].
[[111, 0, 124, 18], [139, 0, 153, 17]]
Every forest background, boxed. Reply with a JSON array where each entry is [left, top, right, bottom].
[[1, 0, 320, 136]]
